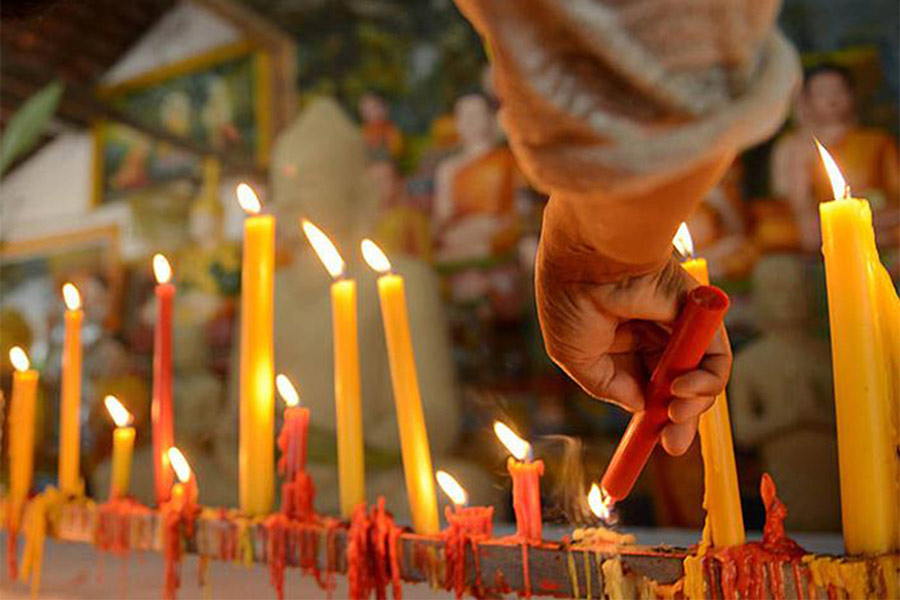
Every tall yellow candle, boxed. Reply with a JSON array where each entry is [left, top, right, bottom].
[[361, 239, 439, 534], [302, 221, 366, 518], [59, 283, 83, 496], [9, 347, 38, 508], [673, 224, 745, 548], [816, 142, 899, 555], [236, 183, 275, 516], [104, 395, 135, 500]]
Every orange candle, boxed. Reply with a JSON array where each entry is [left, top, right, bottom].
[[167, 447, 198, 514], [672, 224, 745, 548], [58, 283, 83, 495], [275, 374, 315, 521], [361, 239, 439, 534], [236, 183, 275, 516], [494, 421, 543, 542], [302, 221, 365, 518], [104, 395, 135, 500], [152, 254, 176, 505], [9, 347, 38, 510], [816, 142, 899, 554]]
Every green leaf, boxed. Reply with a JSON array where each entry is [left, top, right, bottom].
[[0, 81, 64, 176]]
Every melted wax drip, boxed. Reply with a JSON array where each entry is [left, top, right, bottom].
[[442, 505, 493, 598], [346, 497, 403, 599], [693, 473, 807, 600]]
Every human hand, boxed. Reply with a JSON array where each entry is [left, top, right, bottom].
[[535, 248, 732, 455]]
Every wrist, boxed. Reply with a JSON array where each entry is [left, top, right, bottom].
[[540, 196, 669, 283]]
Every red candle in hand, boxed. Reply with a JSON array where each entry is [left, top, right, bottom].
[[494, 421, 543, 542], [276, 375, 315, 520], [153, 254, 176, 505], [600, 285, 729, 502]]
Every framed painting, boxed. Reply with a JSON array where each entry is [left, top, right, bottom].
[[0, 226, 125, 348], [93, 42, 272, 205]]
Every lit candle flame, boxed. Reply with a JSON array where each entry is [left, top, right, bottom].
[[302, 220, 345, 278], [815, 139, 850, 201], [673, 222, 694, 259], [436, 470, 468, 506], [236, 182, 262, 215], [360, 239, 392, 273], [62, 283, 82, 310], [588, 483, 614, 522], [493, 420, 531, 461], [153, 254, 172, 284], [9, 346, 30, 372], [104, 395, 133, 428], [168, 447, 192, 483], [275, 374, 300, 407]]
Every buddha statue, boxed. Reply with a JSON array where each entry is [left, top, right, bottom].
[[771, 64, 900, 252], [730, 254, 839, 531]]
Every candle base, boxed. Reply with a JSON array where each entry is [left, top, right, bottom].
[[281, 472, 316, 522]]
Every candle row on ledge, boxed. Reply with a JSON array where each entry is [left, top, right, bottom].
[[6, 142, 890, 559]]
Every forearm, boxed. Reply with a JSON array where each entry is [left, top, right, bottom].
[[456, 0, 798, 277]]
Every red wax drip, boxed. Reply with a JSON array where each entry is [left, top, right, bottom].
[[277, 407, 316, 521], [152, 282, 175, 506], [265, 514, 288, 600], [95, 498, 151, 556], [443, 505, 494, 599], [701, 473, 806, 600], [161, 504, 182, 600], [6, 523, 18, 580], [508, 458, 544, 542], [346, 497, 403, 600], [601, 286, 729, 501]]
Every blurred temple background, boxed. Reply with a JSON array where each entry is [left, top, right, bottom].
[[0, 0, 897, 533]]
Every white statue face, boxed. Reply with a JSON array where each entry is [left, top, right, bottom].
[[804, 72, 854, 125], [454, 95, 494, 148]]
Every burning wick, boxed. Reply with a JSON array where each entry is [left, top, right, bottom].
[[588, 483, 615, 524], [493, 420, 532, 462]]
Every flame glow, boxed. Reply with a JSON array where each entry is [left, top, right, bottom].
[[815, 140, 850, 201], [62, 283, 82, 310], [236, 183, 262, 215], [168, 447, 192, 483], [360, 239, 392, 273], [10, 346, 30, 372], [153, 254, 172, 284], [276, 374, 300, 407], [588, 483, 613, 522], [493, 421, 531, 461], [302, 220, 345, 278], [673, 222, 694, 259], [436, 470, 468, 506], [104, 395, 132, 427]]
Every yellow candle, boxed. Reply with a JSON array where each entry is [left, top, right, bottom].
[[302, 221, 366, 518], [816, 142, 899, 555], [361, 239, 439, 534], [9, 347, 38, 508], [237, 183, 275, 516], [59, 283, 83, 496], [673, 224, 745, 548], [104, 395, 135, 500]]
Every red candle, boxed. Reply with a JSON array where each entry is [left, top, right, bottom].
[[437, 469, 494, 536], [494, 421, 543, 542], [276, 375, 315, 521], [600, 285, 729, 502], [152, 254, 175, 505]]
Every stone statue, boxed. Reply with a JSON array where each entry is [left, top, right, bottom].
[[216, 97, 495, 519], [730, 254, 839, 531], [771, 64, 900, 252]]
